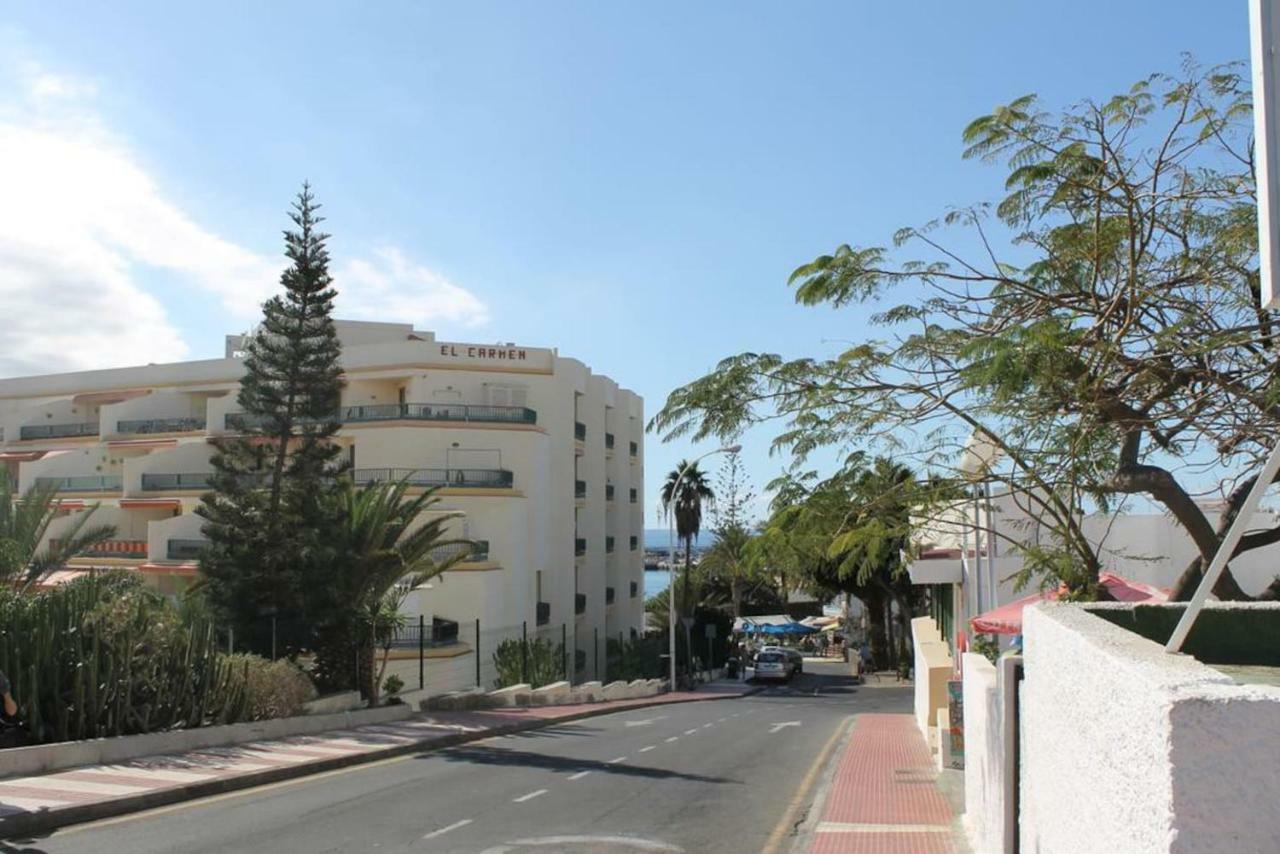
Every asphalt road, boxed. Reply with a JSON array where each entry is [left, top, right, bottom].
[[5, 661, 911, 854]]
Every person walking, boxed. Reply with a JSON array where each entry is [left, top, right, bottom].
[[0, 670, 16, 719]]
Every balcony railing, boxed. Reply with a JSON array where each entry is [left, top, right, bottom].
[[36, 475, 121, 492], [605, 484, 615, 502], [630, 580, 639, 598], [575, 593, 587, 615], [167, 539, 208, 561], [21, 423, 98, 441], [51, 538, 147, 559], [606, 586, 615, 605], [605, 536, 615, 553], [428, 540, 490, 564], [574, 421, 586, 441], [630, 488, 637, 504], [228, 403, 536, 432], [353, 468, 514, 489], [116, 417, 206, 435], [141, 472, 212, 491], [575, 537, 586, 556], [629, 441, 638, 458], [630, 535, 638, 551], [605, 433, 615, 450], [536, 601, 551, 626], [575, 479, 587, 499], [390, 617, 460, 649]]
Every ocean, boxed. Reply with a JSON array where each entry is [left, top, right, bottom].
[[640, 529, 712, 599]]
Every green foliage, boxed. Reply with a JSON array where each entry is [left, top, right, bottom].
[[223, 653, 317, 719], [606, 636, 667, 681], [197, 184, 346, 657], [492, 637, 564, 688], [382, 673, 404, 699], [0, 573, 257, 745], [0, 469, 116, 587], [970, 634, 1000, 664]]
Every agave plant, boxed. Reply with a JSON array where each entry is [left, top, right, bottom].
[[0, 469, 117, 588]]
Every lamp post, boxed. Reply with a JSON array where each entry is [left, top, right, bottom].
[[666, 444, 741, 691]]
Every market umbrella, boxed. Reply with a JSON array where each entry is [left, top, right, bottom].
[[969, 572, 1169, 635]]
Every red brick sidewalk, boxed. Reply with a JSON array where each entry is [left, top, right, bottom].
[[809, 714, 961, 854], [0, 681, 755, 837]]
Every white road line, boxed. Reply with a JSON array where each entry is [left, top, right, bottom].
[[608, 756, 627, 764], [638, 745, 655, 753], [702, 723, 713, 729], [684, 728, 697, 735], [568, 770, 591, 781], [665, 736, 679, 743], [513, 789, 548, 803], [717, 717, 727, 723], [423, 819, 473, 840]]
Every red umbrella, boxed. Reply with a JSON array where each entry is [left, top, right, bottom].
[[969, 572, 1169, 635]]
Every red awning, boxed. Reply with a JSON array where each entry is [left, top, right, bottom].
[[0, 451, 49, 462], [119, 498, 182, 509], [970, 572, 1170, 635]]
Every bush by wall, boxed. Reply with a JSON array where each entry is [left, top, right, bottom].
[[492, 637, 564, 688], [223, 653, 317, 719]]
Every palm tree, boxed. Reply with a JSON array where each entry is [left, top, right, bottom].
[[660, 461, 714, 670], [699, 521, 754, 617], [329, 478, 473, 704], [0, 470, 116, 588]]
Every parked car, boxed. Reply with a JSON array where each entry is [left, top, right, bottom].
[[760, 645, 804, 674], [753, 651, 798, 681]]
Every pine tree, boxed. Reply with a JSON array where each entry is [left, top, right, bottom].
[[197, 184, 345, 658]]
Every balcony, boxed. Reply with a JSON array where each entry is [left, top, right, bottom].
[[575, 593, 587, 615], [51, 538, 146, 559], [116, 417, 206, 435], [605, 484, 615, 502], [575, 537, 587, 556], [141, 472, 212, 491], [630, 580, 639, 598], [21, 423, 98, 441], [574, 421, 586, 441], [167, 539, 208, 561], [575, 479, 587, 499], [341, 403, 536, 426], [605, 536, 615, 553], [536, 601, 551, 626], [630, 535, 638, 551], [629, 441, 638, 458], [629, 488, 637, 504], [36, 475, 121, 493], [606, 586, 616, 606], [605, 432, 615, 451], [390, 616, 460, 648], [428, 540, 490, 564], [353, 468, 514, 489]]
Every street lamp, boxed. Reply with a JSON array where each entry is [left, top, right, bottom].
[[666, 443, 741, 691]]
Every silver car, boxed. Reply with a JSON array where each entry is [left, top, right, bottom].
[[753, 651, 798, 681]]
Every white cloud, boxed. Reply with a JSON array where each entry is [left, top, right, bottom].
[[0, 46, 488, 378], [337, 247, 490, 329]]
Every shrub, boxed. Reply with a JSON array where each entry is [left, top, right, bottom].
[[492, 637, 564, 688], [223, 654, 317, 720], [383, 673, 404, 700]]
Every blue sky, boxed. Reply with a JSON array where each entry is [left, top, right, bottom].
[[0, 2, 1251, 525]]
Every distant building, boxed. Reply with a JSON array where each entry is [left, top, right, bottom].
[[0, 320, 644, 680]]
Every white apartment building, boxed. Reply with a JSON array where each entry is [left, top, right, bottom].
[[0, 320, 645, 681]]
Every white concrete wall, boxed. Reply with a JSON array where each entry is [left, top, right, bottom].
[[1020, 602, 1280, 853], [960, 653, 1005, 854]]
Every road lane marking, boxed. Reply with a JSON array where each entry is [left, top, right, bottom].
[[717, 717, 726, 723], [769, 721, 802, 734], [639, 745, 655, 753], [665, 736, 679, 743], [684, 729, 697, 735], [761, 716, 853, 854], [701, 723, 713, 729], [624, 715, 670, 728], [486, 836, 681, 852], [568, 771, 591, 781], [608, 756, 627, 764], [513, 789, 548, 803], [423, 819, 473, 840]]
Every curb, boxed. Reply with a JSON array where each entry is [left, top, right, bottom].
[[0, 686, 762, 840]]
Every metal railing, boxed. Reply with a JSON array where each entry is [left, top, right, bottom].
[[605, 484, 615, 501], [575, 479, 587, 499], [167, 539, 208, 560], [605, 433, 615, 450], [605, 536, 615, 553], [536, 601, 551, 626], [630, 488, 637, 503], [629, 441, 638, 457], [630, 535, 638, 551], [575, 593, 587, 615], [141, 472, 212, 491], [389, 617, 460, 649], [20, 423, 99, 441], [35, 475, 121, 492], [630, 580, 639, 598], [575, 537, 586, 556], [574, 422, 586, 441], [341, 403, 536, 425], [116, 417, 206, 435], [428, 540, 490, 564], [353, 468, 515, 489]]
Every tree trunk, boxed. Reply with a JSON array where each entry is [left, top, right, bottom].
[[883, 598, 896, 670], [863, 588, 889, 670], [730, 576, 743, 618]]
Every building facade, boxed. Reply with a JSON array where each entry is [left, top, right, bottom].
[[0, 320, 645, 681]]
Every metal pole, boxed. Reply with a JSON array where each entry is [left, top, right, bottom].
[[418, 614, 425, 691], [562, 624, 568, 680], [271, 615, 277, 661], [1166, 437, 1280, 652], [522, 621, 529, 684], [594, 627, 599, 680], [475, 618, 481, 688], [228, 627, 233, 654]]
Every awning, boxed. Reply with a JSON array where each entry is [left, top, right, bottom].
[[107, 438, 179, 451], [33, 569, 91, 588], [137, 562, 198, 576], [119, 498, 183, 510], [0, 451, 50, 462], [970, 572, 1170, 635], [72, 389, 151, 406]]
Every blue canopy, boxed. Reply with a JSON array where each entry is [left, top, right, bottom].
[[753, 621, 818, 635]]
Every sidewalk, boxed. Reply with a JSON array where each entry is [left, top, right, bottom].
[[808, 714, 963, 854], [0, 679, 757, 838]]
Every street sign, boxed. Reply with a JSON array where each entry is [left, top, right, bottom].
[[1251, 0, 1280, 307], [680, 617, 696, 630], [704, 624, 717, 639]]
